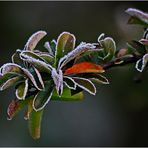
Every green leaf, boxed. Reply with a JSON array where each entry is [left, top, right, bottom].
[[51, 68, 63, 96], [52, 87, 84, 101], [39, 53, 54, 64], [50, 39, 57, 55], [100, 37, 116, 61], [24, 31, 47, 51], [0, 63, 45, 90], [0, 63, 23, 75], [33, 81, 54, 111], [55, 32, 76, 67], [126, 8, 148, 26], [72, 77, 96, 95], [44, 42, 54, 56], [12, 50, 24, 66], [32, 67, 44, 89], [0, 72, 19, 86], [86, 74, 109, 85], [0, 72, 23, 90], [20, 51, 52, 73], [58, 42, 97, 69], [21, 51, 45, 61], [128, 40, 146, 55], [63, 76, 76, 90], [16, 79, 28, 100], [136, 53, 148, 72], [28, 106, 44, 139]]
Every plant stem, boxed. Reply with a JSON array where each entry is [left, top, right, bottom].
[[102, 55, 142, 70]]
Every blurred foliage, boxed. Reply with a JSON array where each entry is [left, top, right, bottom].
[[0, 1, 148, 146]]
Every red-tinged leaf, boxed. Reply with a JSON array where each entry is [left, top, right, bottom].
[[7, 99, 20, 120], [7, 96, 33, 120], [64, 62, 104, 76]]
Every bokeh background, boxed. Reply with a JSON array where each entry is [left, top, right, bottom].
[[0, 1, 148, 146]]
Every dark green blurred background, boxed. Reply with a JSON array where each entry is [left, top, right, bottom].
[[0, 1, 148, 146]]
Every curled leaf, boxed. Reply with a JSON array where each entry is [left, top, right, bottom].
[[20, 51, 52, 73], [126, 8, 148, 26], [24, 31, 47, 51], [12, 50, 24, 66], [55, 32, 76, 67], [0, 63, 23, 75], [33, 81, 54, 111], [128, 40, 146, 55], [7, 97, 32, 120], [135, 53, 148, 72], [51, 68, 63, 96], [1, 76, 21, 91], [58, 42, 97, 69], [63, 76, 76, 90], [89, 74, 109, 85], [37, 53, 54, 64], [99, 37, 116, 61], [44, 42, 54, 56], [72, 77, 96, 95], [140, 39, 148, 46], [16, 79, 29, 100], [33, 67, 44, 89]]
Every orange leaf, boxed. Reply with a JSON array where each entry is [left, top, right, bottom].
[[64, 62, 104, 75]]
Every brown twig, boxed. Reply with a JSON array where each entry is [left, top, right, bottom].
[[102, 55, 142, 70]]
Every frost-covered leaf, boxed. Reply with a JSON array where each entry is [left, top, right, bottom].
[[58, 42, 97, 69], [51, 68, 63, 96], [98, 33, 105, 42], [0, 72, 19, 85], [52, 87, 84, 101], [33, 81, 54, 111], [140, 39, 148, 46], [88, 74, 109, 84], [64, 62, 104, 75], [44, 42, 54, 56], [12, 50, 24, 66], [55, 32, 76, 67], [36, 52, 54, 64], [24, 31, 47, 51], [128, 40, 146, 55], [72, 77, 96, 95], [99, 37, 116, 61], [126, 8, 148, 26], [63, 76, 76, 90], [135, 53, 148, 72], [33, 67, 44, 89], [20, 51, 52, 73], [0, 63, 23, 75], [20, 51, 46, 62], [1, 76, 22, 91], [16, 79, 28, 100], [17, 67, 42, 90], [50, 39, 57, 55], [0, 64, 39, 91], [28, 106, 44, 139], [0, 72, 23, 91]]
